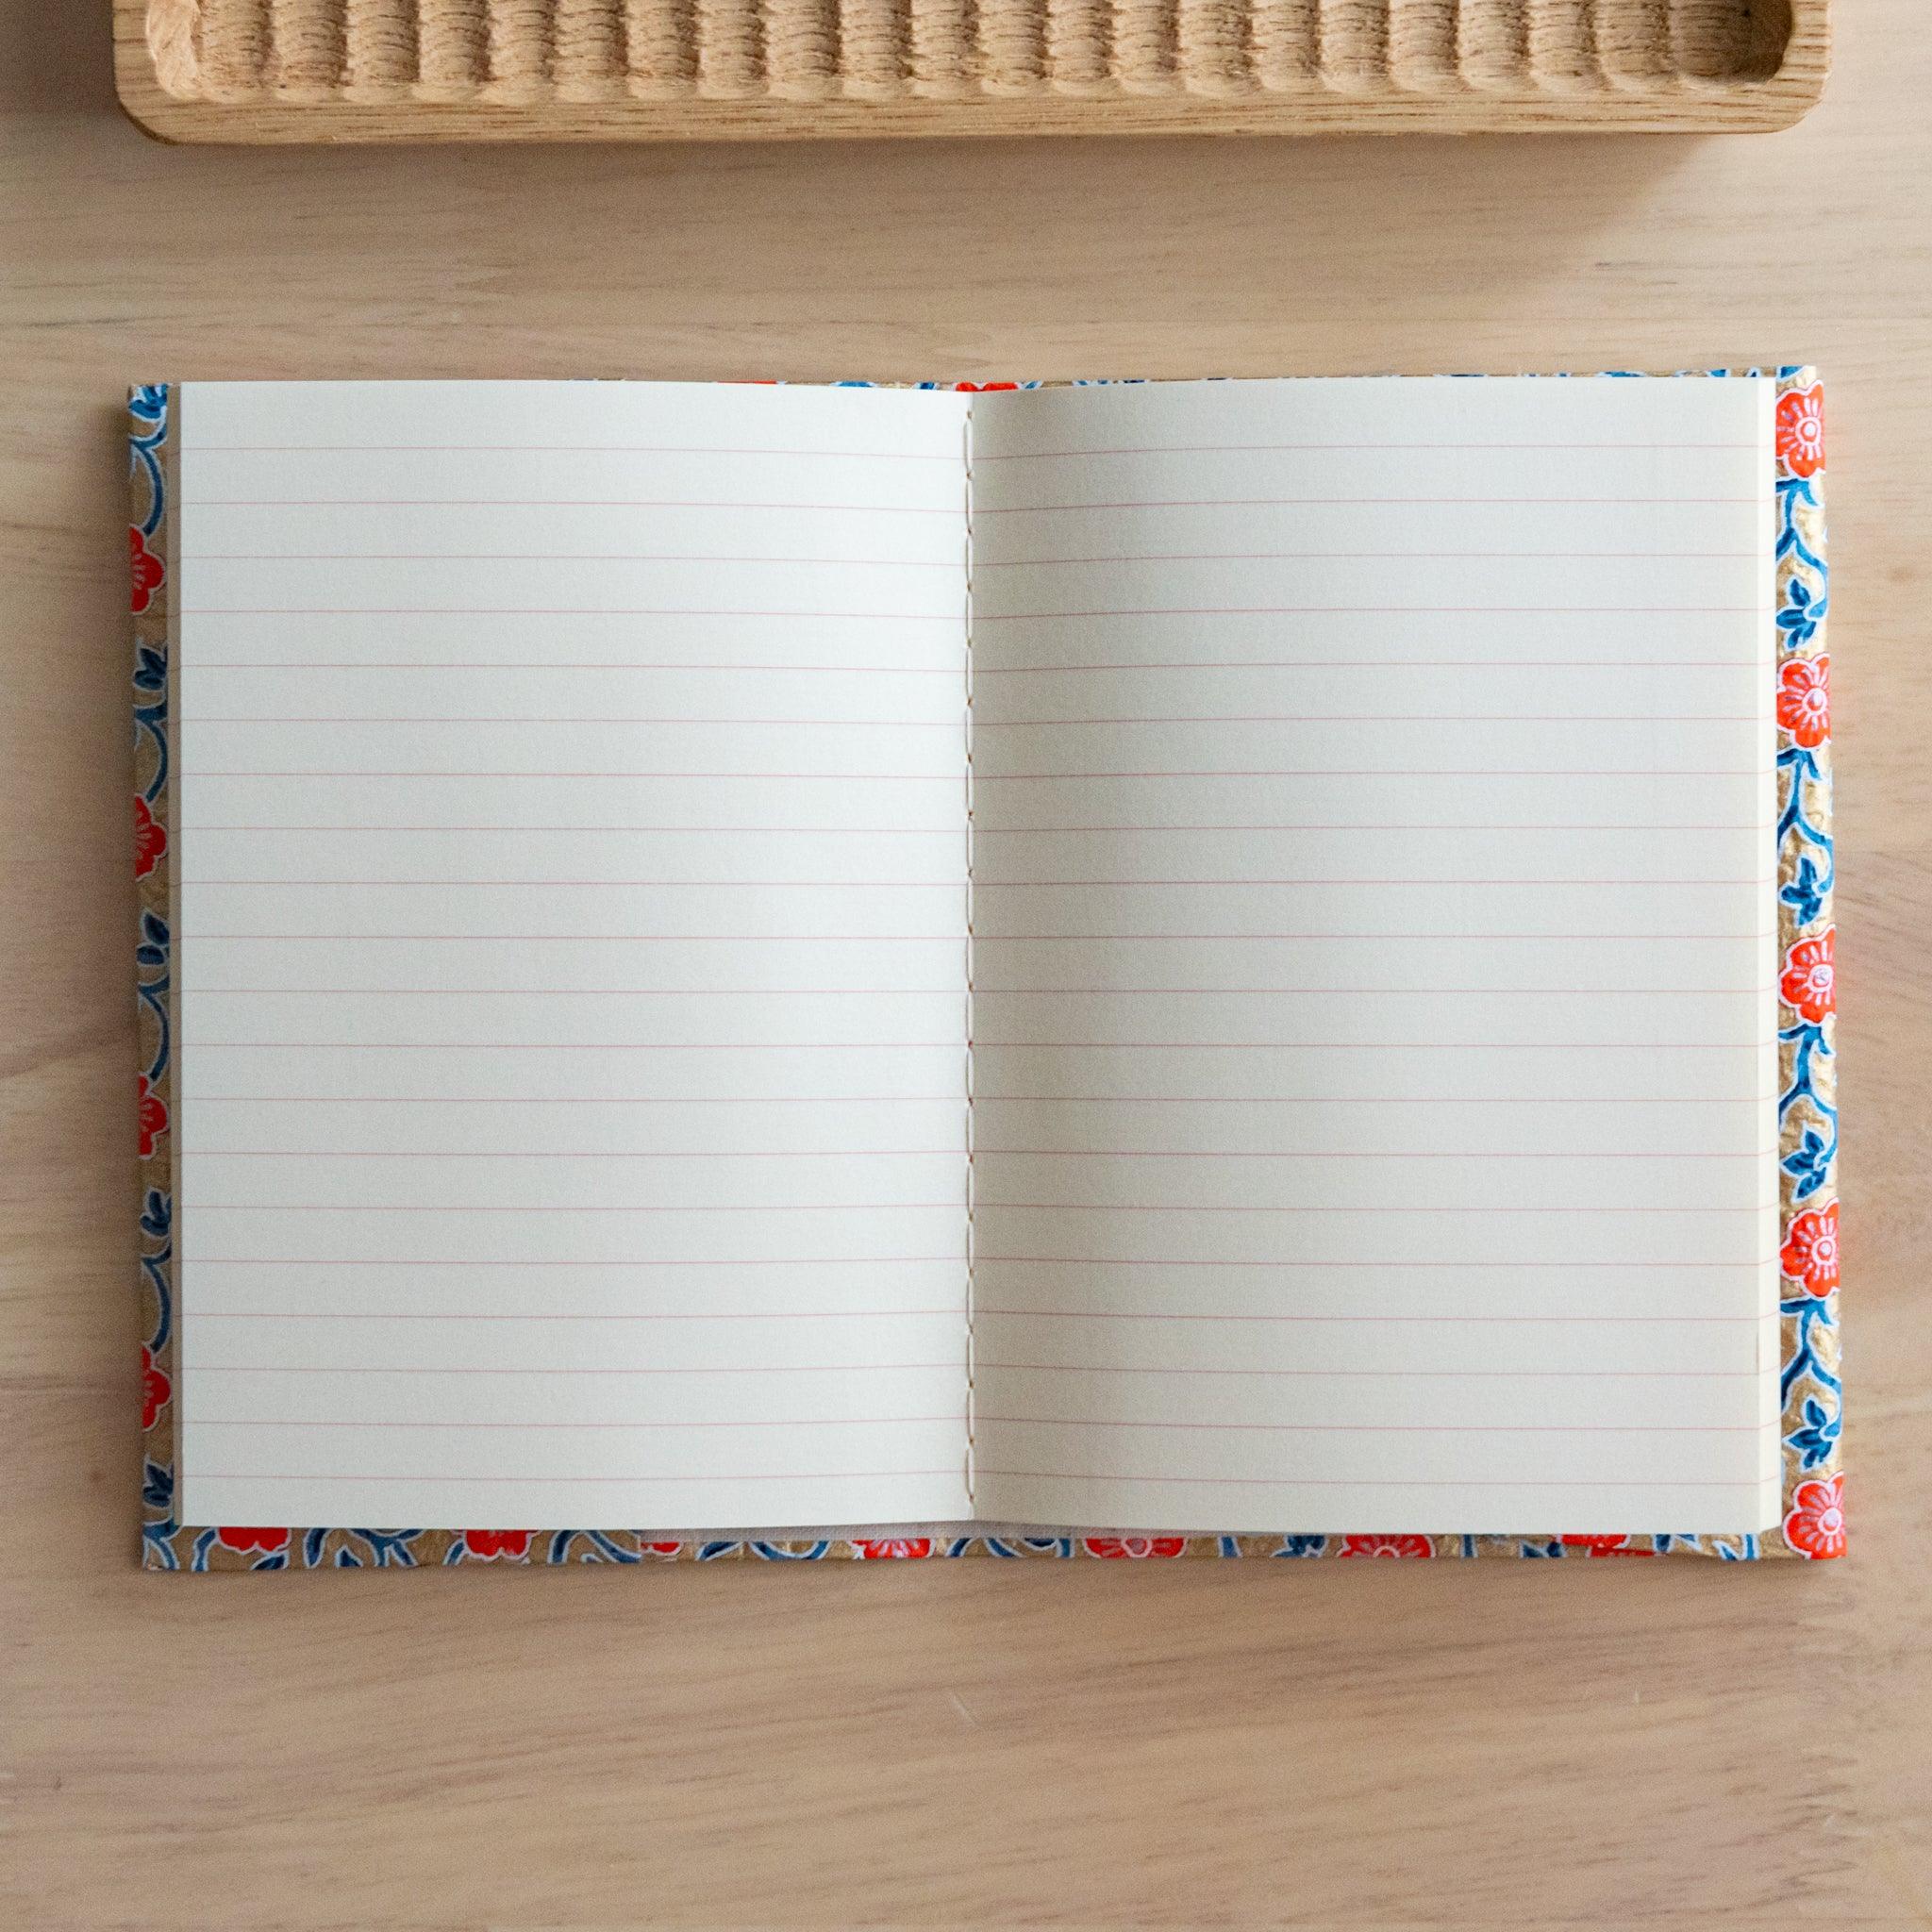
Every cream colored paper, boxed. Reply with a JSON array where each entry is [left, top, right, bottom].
[[174, 380, 974, 1530], [171, 376, 1782, 1541], [966, 377, 1781, 1535]]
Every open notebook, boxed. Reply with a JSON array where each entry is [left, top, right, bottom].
[[131, 375, 1842, 1566]]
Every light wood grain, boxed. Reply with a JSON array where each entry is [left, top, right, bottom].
[[5, 2, 1931, 1925], [111, 0, 1829, 139]]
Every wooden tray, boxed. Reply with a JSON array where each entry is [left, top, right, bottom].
[[117, 0, 1827, 141]]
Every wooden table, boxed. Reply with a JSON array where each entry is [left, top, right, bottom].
[[5, 5, 1928, 1925]]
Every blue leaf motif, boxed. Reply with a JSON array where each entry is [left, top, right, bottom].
[[1782, 1126, 1833, 1198], [1780, 857, 1828, 929], [1788, 1394, 1841, 1471], [142, 909, 170, 951], [1776, 579, 1828, 649], [349, 1528, 422, 1567]]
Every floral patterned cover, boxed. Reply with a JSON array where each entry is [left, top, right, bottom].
[[132, 373, 1840, 1568]]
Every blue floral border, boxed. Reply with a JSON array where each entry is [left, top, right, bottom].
[[133, 374, 1839, 1568]]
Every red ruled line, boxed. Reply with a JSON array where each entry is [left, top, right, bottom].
[[190, 951, 1768, 961], [189, 1149, 964, 1158], [190, 1257, 966, 1266], [982, 985, 1771, 994], [179, 1086, 1757, 1107], [192, 1470, 964, 1481], [186, 1364, 960, 1375], [975, 556, 1759, 568], [192, 1416, 960, 1429], [974, 770, 1762, 780], [188, 663, 963, 673], [975, 1309, 1764, 1324], [975, 1095, 1766, 1105], [974, 879, 1770, 889], [981, 1042, 1769, 1058], [182, 610, 961, 620], [976, 1258, 1773, 1270], [978, 1202, 1766, 1214], [977, 1364, 1760, 1380], [974, 497, 1759, 511], [974, 946, 1769, 954], [184, 935, 1769, 950], [192, 765, 961, 773], [187, 500, 961, 512], [974, 1470, 1760, 1486], [976, 608, 1758, 621], [192, 942, 961, 950], [185, 444, 962, 459], [184, 1147, 1755, 1161], [181, 824, 1762, 834], [196, 1309, 961, 1319], [974, 660, 1761, 671], [981, 931, 1769, 939], [972, 718, 1766, 727], [191, 769, 1762, 781], [192, 1202, 964, 1213], [186, 825, 966, 833], [186, 1038, 1760, 1055], [979, 1417, 1774, 1434], [192, 721, 962, 730], [969, 824, 1762, 832], [972, 442, 1760, 459], [973, 1149, 1769, 1160], [188, 881, 963, 890], [185, 558, 964, 569]]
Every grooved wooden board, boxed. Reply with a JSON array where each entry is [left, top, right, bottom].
[[115, 0, 1829, 139]]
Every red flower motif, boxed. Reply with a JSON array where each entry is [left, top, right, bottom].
[[216, 1525, 290, 1554], [1782, 1473, 1845, 1559], [464, 1529, 532, 1560], [137, 1074, 168, 1158], [639, 1540, 683, 1558], [953, 381, 1020, 391], [1081, 1536, 1187, 1558], [1776, 653, 1830, 749], [141, 1343, 171, 1430], [1780, 927, 1836, 1024], [853, 1537, 933, 1559], [1776, 384, 1826, 479], [1559, 1534, 1655, 1557], [1780, 1201, 1840, 1298], [130, 525, 165, 615], [134, 794, 167, 879], [1337, 1535, 1434, 1559]]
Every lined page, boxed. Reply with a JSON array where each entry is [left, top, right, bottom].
[[173, 380, 974, 1532], [968, 377, 1780, 1536]]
